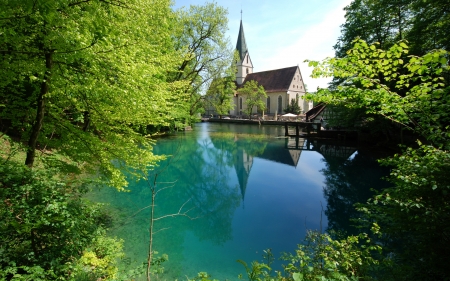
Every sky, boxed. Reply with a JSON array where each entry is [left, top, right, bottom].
[[173, 0, 353, 91]]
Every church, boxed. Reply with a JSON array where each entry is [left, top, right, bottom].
[[232, 19, 313, 117]]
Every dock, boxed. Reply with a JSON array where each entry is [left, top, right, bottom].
[[206, 118, 357, 140]]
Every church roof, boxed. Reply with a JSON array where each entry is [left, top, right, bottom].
[[236, 20, 248, 62], [242, 66, 298, 93]]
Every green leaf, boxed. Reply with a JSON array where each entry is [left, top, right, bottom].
[[293, 272, 303, 281]]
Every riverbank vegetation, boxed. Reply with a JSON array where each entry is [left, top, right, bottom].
[[1, 0, 449, 280], [306, 1, 450, 277], [0, 0, 232, 279]]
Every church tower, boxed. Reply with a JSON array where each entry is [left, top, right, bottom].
[[236, 19, 253, 85]]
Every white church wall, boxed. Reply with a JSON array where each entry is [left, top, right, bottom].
[[236, 53, 253, 85]]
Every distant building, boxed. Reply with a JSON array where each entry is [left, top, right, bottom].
[[233, 20, 313, 117]]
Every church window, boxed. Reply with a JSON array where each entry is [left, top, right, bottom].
[[246, 68, 249, 74], [267, 97, 271, 113], [278, 96, 282, 113], [247, 56, 248, 63], [239, 97, 243, 109]]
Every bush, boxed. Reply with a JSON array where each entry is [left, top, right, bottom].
[[358, 144, 450, 280], [0, 160, 123, 280]]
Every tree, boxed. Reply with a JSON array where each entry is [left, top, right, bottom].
[[0, 0, 189, 189], [308, 39, 449, 147], [334, 0, 410, 58], [205, 65, 236, 118], [331, 0, 413, 89], [307, 39, 450, 280], [334, 0, 450, 59], [172, 2, 234, 120], [407, 0, 450, 55], [237, 80, 267, 119], [284, 94, 302, 114]]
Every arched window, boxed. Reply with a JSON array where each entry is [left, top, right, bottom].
[[246, 68, 249, 74], [239, 97, 243, 110], [278, 95, 283, 113], [266, 97, 271, 113]]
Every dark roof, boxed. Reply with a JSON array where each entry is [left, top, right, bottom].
[[258, 144, 300, 167], [236, 20, 248, 61], [242, 66, 297, 92]]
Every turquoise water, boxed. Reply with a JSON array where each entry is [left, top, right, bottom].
[[88, 122, 390, 280]]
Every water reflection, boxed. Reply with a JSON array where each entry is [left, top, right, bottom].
[[320, 149, 391, 235], [88, 123, 389, 280], [154, 135, 241, 245]]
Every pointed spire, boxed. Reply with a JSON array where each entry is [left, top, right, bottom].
[[236, 19, 248, 62]]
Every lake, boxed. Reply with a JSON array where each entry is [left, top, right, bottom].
[[88, 122, 391, 280]]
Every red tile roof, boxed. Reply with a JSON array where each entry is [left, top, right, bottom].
[[241, 66, 297, 92]]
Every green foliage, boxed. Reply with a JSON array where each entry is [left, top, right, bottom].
[[0, 160, 124, 280], [334, 0, 411, 59], [357, 144, 450, 280], [281, 231, 379, 281], [238, 230, 380, 281], [237, 259, 272, 281], [205, 64, 237, 117], [71, 231, 125, 281], [335, 0, 450, 58], [237, 80, 267, 118], [308, 39, 450, 280], [188, 272, 219, 281], [407, 0, 450, 54], [0, 0, 189, 189], [307, 39, 450, 149], [172, 2, 234, 118], [284, 94, 302, 115]]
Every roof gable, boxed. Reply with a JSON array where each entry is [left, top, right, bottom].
[[242, 66, 297, 92]]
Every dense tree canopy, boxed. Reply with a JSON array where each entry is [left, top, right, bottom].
[[0, 0, 191, 189], [334, 0, 450, 57]]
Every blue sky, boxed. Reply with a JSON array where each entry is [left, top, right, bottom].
[[173, 0, 353, 91]]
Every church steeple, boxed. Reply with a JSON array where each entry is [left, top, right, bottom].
[[235, 17, 253, 85], [236, 20, 248, 62]]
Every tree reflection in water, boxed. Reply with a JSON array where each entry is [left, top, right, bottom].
[[87, 123, 392, 279], [321, 149, 391, 236]]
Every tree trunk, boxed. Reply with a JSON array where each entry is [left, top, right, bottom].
[[25, 52, 52, 168]]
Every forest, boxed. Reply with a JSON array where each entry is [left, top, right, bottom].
[[0, 0, 449, 280]]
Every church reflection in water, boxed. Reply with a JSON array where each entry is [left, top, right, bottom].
[[230, 135, 358, 202]]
